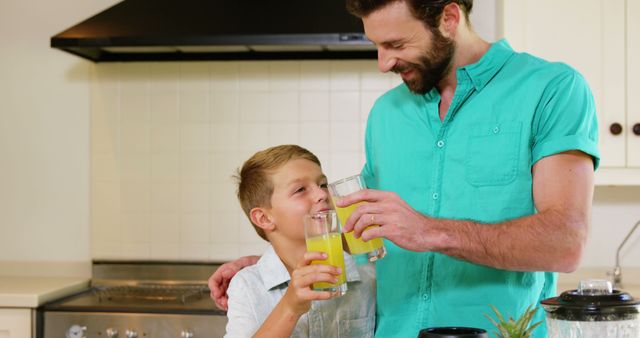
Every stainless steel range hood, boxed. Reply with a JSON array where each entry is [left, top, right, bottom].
[[51, 0, 377, 62]]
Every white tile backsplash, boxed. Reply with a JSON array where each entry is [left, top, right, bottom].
[[239, 91, 270, 122], [268, 122, 300, 146], [268, 62, 301, 91], [211, 91, 240, 123], [92, 153, 120, 181], [151, 153, 180, 181], [211, 123, 240, 152], [151, 125, 180, 153], [91, 59, 393, 260], [330, 91, 361, 121], [299, 121, 331, 152], [150, 213, 180, 243], [120, 153, 151, 181], [181, 183, 211, 212], [269, 91, 299, 122], [238, 123, 270, 151], [179, 91, 209, 123], [122, 212, 150, 242], [151, 183, 181, 212], [210, 63, 239, 91], [300, 62, 331, 90], [181, 212, 210, 243], [121, 242, 150, 259], [239, 62, 269, 91], [330, 122, 362, 152], [121, 124, 150, 153], [211, 151, 241, 182], [150, 242, 181, 260], [211, 211, 241, 244], [180, 243, 210, 260], [180, 124, 210, 152], [120, 182, 151, 213], [330, 62, 361, 91]]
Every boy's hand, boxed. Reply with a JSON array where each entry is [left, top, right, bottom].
[[283, 251, 342, 316]]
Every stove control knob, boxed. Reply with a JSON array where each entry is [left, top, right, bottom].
[[125, 329, 138, 338], [106, 328, 119, 338], [66, 325, 87, 338], [181, 330, 194, 338]]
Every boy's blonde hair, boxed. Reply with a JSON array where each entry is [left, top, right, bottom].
[[236, 145, 321, 241]]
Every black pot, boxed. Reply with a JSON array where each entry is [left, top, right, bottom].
[[418, 327, 489, 338]]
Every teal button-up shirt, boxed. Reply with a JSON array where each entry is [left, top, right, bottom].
[[362, 40, 599, 338]]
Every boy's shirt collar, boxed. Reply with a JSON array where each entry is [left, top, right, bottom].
[[257, 245, 362, 291]]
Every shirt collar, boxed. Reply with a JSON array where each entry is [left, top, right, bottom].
[[459, 38, 515, 91], [257, 245, 363, 291]]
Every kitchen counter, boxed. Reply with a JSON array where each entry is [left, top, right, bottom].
[[0, 276, 89, 308]]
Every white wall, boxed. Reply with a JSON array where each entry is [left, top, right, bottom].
[[588, 187, 640, 268], [470, 0, 500, 41], [0, 0, 119, 275]]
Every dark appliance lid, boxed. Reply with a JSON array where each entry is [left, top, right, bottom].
[[50, 0, 377, 62], [541, 280, 640, 321]]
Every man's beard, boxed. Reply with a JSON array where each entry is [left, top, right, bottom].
[[393, 29, 455, 95]]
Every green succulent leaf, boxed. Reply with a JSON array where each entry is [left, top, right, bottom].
[[485, 304, 543, 338]]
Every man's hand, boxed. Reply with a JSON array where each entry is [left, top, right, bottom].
[[336, 189, 437, 252], [209, 255, 260, 310]]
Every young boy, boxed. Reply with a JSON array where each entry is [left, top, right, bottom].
[[224, 145, 376, 338]]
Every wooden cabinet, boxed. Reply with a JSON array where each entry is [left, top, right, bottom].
[[501, 0, 640, 184], [0, 309, 32, 338]]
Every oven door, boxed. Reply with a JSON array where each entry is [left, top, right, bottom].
[[40, 311, 227, 338]]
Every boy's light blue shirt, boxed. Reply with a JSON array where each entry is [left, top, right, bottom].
[[225, 245, 376, 338], [362, 39, 599, 338]]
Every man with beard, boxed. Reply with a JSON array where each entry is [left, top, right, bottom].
[[210, 1, 599, 337]]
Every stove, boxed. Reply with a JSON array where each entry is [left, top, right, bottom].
[[37, 261, 227, 338]]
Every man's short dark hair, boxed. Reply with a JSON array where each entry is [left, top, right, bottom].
[[346, 0, 473, 30]]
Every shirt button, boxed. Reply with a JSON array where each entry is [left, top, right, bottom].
[[493, 126, 500, 134], [432, 193, 439, 200], [436, 140, 445, 148], [422, 293, 429, 300]]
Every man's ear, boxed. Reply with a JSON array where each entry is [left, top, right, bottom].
[[439, 2, 461, 38], [250, 207, 275, 232]]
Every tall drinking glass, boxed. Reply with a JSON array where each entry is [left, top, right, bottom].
[[329, 174, 386, 262], [303, 210, 347, 297]]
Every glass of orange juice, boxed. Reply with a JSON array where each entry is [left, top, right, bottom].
[[329, 174, 386, 262], [303, 210, 347, 297]]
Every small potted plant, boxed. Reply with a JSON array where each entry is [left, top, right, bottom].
[[485, 304, 542, 338]]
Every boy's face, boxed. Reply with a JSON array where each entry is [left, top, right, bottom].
[[265, 158, 331, 243]]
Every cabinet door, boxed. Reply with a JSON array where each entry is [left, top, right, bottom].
[[502, 0, 627, 167], [0, 309, 31, 338], [629, 0, 640, 167]]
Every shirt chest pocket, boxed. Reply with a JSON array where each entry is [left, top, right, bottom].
[[338, 316, 375, 338], [465, 122, 522, 186]]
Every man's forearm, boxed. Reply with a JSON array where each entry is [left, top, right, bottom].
[[430, 208, 588, 272]]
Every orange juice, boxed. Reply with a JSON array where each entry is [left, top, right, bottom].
[[333, 201, 385, 254], [305, 233, 347, 289]]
